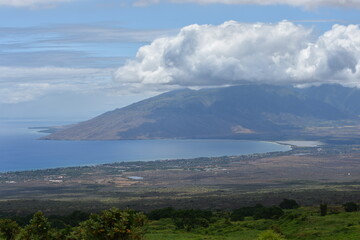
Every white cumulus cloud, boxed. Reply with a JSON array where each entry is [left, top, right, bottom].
[[114, 21, 360, 91], [134, 0, 360, 9]]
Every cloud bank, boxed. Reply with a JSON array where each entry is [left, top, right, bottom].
[[134, 0, 360, 9], [0, 0, 73, 8], [2, 0, 359, 8], [0, 67, 113, 103], [114, 21, 360, 90], [0, 24, 172, 104]]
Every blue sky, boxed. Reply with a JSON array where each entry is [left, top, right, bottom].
[[1, 0, 360, 120]]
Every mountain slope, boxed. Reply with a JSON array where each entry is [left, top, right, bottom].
[[43, 84, 360, 141]]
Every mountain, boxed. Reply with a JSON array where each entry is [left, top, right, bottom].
[[43, 84, 360, 141]]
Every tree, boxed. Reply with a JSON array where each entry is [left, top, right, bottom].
[[230, 204, 265, 221], [18, 211, 52, 240], [0, 219, 20, 240], [172, 209, 212, 231], [343, 202, 358, 212], [254, 206, 284, 220], [148, 207, 175, 220], [71, 208, 147, 240], [320, 203, 327, 216], [279, 199, 299, 209]]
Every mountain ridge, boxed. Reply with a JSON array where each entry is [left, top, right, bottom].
[[43, 84, 360, 141]]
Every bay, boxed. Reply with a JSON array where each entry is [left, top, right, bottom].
[[0, 120, 291, 172]]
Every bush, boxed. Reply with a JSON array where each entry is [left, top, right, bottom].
[[231, 205, 284, 221], [148, 207, 176, 220], [71, 208, 147, 240], [0, 219, 20, 240], [279, 199, 299, 209], [231, 204, 265, 221], [343, 202, 358, 212], [172, 209, 212, 231], [48, 210, 90, 228], [17, 211, 52, 240], [254, 206, 284, 220], [257, 230, 286, 240], [280, 211, 307, 223]]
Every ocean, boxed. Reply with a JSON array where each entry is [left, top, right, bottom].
[[0, 119, 291, 172]]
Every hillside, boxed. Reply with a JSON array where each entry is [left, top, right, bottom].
[[43, 84, 360, 141]]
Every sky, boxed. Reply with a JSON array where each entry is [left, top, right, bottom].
[[1, 0, 360, 120]]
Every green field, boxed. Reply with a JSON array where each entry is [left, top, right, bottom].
[[145, 208, 360, 240]]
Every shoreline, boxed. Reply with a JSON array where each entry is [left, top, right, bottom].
[[0, 142, 294, 174], [1, 127, 294, 173], [275, 140, 324, 148], [1, 138, 331, 174]]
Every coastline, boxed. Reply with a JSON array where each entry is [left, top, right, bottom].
[[275, 140, 324, 148], [0, 140, 294, 174], [1, 124, 293, 172]]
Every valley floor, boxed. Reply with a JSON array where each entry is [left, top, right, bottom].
[[0, 144, 359, 215]]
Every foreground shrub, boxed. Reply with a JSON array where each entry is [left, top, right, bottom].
[[257, 230, 286, 240], [17, 211, 51, 240], [71, 208, 147, 240], [0, 219, 20, 240], [172, 209, 212, 231]]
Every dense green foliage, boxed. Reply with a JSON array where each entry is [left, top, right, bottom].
[[146, 206, 360, 240], [231, 204, 284, 221], [343, 202, 359, 212], [279, 199, 299, 210], [0, 202, 359, 240], [48, 210, 90, 228], [148, 208, 214, 231], [17, 211, 52, 240], [253, 206, 284, 220], [148, 207, 176, 220], [0, 208, 147, 240], [172, 209, 213, 231], [71, 208, 147, 240], [257, 230, 286, 240], [0, 219, 20, 240]]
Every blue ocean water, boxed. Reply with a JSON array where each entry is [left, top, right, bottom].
[[0, 120, 291, 172]]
